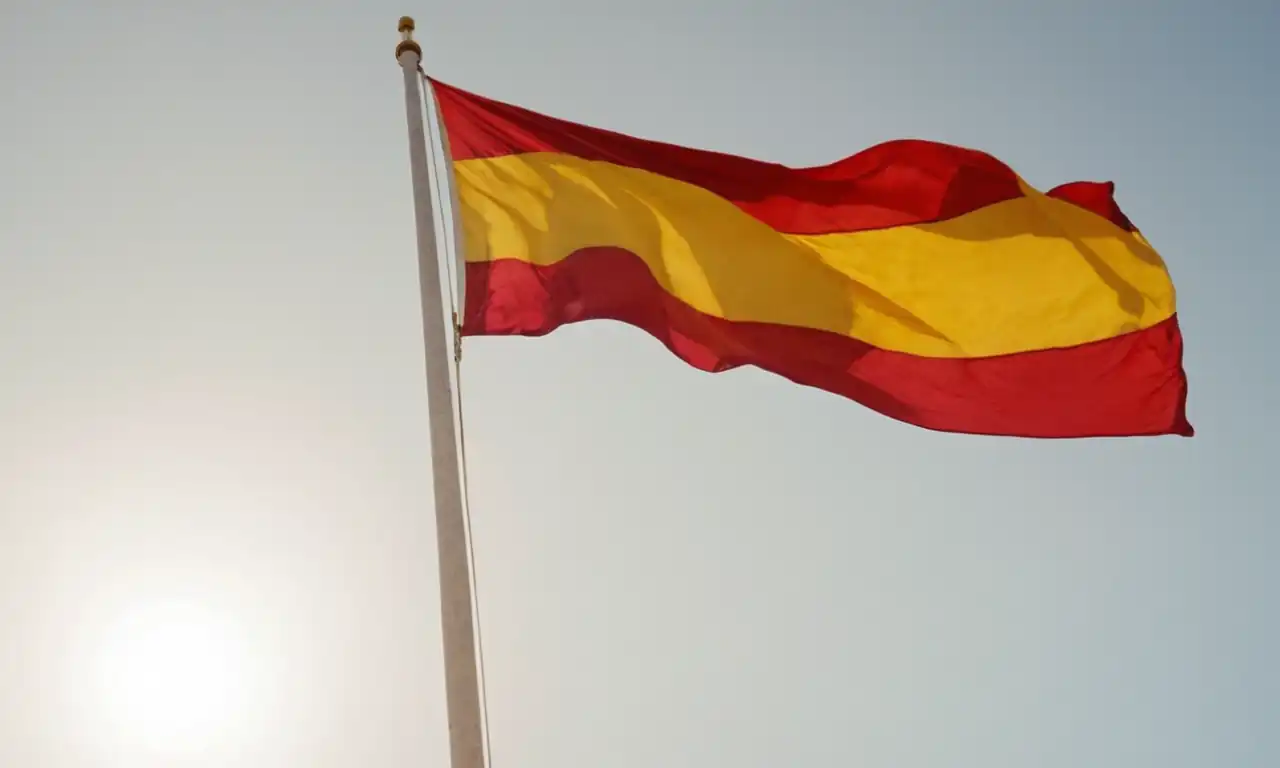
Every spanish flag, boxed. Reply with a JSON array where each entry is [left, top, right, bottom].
[[431, 78, 1192, 438]]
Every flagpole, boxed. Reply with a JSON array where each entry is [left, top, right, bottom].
[[396, 16, 486, 768]]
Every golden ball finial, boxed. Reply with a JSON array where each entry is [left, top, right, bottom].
[[396, 15, 422, 60]]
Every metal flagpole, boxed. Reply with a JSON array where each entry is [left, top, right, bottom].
[[396, 16, 486, 768]]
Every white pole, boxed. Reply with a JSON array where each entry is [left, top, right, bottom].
[[396, 16, 486, 768]]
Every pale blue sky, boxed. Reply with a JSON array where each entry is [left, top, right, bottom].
[[1, 1, 1277, 766]]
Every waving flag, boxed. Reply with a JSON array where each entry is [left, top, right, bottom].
[[431, 78, 1191, 438]]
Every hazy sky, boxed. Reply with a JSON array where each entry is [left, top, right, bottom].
[[2, 1, 1277, 766]]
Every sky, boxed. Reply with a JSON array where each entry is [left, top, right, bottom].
[[1, 1, 1277, 766]]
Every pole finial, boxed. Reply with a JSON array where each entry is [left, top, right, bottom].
[[396, 16, 422, 60]]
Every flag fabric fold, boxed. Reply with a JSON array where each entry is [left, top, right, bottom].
[[429, 77, 1192, 438]]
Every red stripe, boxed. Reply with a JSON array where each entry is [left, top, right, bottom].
[[1046, 181, 1138, 232], [432, 79, 1024, 235], [462, 249, 1192, 438], [431, 78, 1140, 236]]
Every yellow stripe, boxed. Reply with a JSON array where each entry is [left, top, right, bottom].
[[453, 152, 1175, 358]]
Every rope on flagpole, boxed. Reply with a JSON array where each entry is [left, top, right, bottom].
[[419, 67, 496, 768], [449, 354, 492, 766], [421, 68, 461, 324]]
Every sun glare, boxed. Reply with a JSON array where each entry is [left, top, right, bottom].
[[89, 599, 253, 754]]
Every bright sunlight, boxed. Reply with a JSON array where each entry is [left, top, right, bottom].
[[88, 599, 254, 754]]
